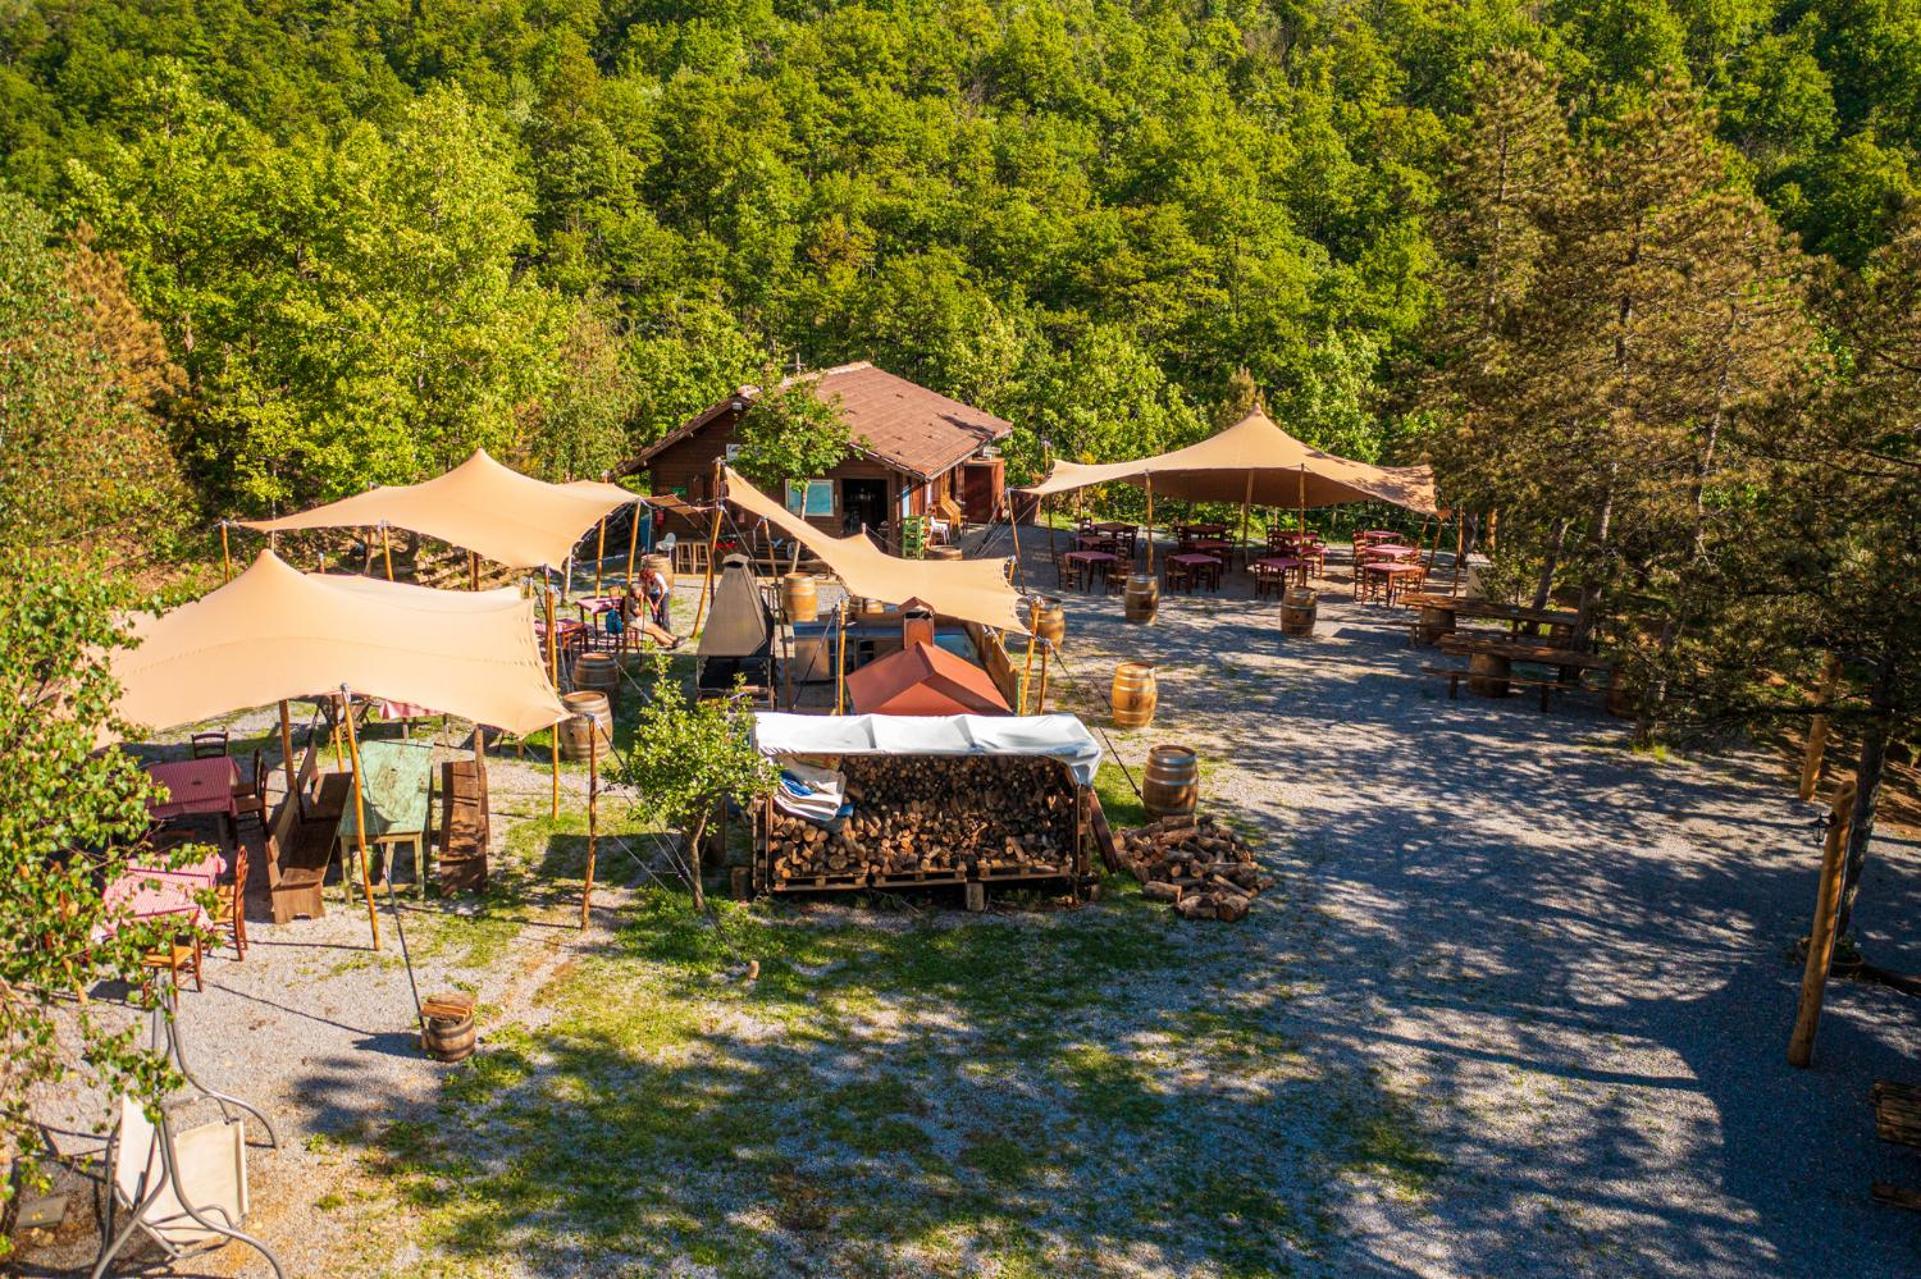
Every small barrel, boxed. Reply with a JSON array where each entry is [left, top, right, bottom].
[[1111, 662, 1158, 729], [859, 596, 891, 618], [571, 651, 620, 708], [1467, 651, 1510, 698], [927, 546, 963, 562], [420, 992, 476, 1062], [1025, 594, 1065, 650], [558, 690, 613, 760], [1143, 744, 1199, 819], [1280, 587, 1317, 637], [781, 572, 818, 623], [1123, 574, 1159, 624], [641, 552, 674, 592]]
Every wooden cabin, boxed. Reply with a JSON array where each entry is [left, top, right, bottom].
[[619, 363, 1012, 546]]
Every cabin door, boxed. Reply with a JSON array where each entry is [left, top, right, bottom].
[[841, 477, 889, 535]]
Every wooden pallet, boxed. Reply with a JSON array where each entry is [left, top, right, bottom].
[[767, 871, 870, 894], [975, 862, 1072, 882], [871, 869, 968, 889]]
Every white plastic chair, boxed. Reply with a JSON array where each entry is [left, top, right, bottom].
[[91, 1010, 284, 1278]]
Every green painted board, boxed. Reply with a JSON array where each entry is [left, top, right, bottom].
[[336, 740, 434, 843]]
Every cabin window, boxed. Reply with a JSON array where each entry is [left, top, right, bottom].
[[786, 479, 835, 517]]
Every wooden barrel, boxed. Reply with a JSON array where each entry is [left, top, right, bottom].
[[1467, 652, 1510, 698], [558, 690, 612, 760], [1143, 744, 1199, 819], [1124, 574, 1159, 624], [1280, 588, 1317, 637], [1416, 602, 1456, 646], [571, 652, 620, 708], [857, 596, 890, 618], [641, 552, 674, 591], [781, 573, 818, 623], [1111, 662, 1158, 729], [1026, 595, 1066, 650], [927, 546, 963, 562], [420, 993, 476, 1062]]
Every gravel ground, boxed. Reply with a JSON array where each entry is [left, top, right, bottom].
[[18, 549, 1921, 1278]]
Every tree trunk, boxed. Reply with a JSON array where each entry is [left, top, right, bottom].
[[1836, 656, 1896, 941], [686, 811, 709, 912], [1531, 518, 1569, 609]]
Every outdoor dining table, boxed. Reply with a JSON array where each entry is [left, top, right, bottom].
[[1166, 552, 1223, 593], [98, 848, 227, 939], [334, 739, 436, 898], [1359, 542, 1419, 561], [145, 758, 240, 824], [1437, 633, 1617, 704], [1061, 549, 1118, 592], [1361, 560, 1427, 605], [1252, 555, 1306, 597]]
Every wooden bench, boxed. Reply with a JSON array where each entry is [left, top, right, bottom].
[[292, 741, 351, 826], [1872, 1080, 1921, 1211], [1421, 664, 1589, 713], [265, 792, 331, 923]]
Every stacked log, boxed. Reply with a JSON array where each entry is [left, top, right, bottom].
[[1118, 814, 1270, 922], [1872, 1080, 1921, 1149], [764, 756, 1077, 885]]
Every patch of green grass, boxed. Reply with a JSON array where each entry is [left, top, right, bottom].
[[1332, 1094, 1445, 1197], [1094, 760, 1148, 830], [1058, 1044, 1162, 1126], [960, 1133, 1050, 1187]]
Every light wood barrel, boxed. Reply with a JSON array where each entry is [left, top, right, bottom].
[[641, 552, 674, 591], [571, 652, 620, 708], [780, 573, 818, 623], [1143, 744, 1199, 819], [1280, 588, 1317, 637], [1467, 652, 1511, 698], [927, 546, 963, 561], [1027, 595, 1065, 650], [1416, 601, 1456, 646], [1111, 662, 1158, 729], [421, 1011, 476, 1062], [558, 690, 613, 760], [1124, 574, 1159, 624]]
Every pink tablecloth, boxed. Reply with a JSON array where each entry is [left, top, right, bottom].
[[100, 851, 225, 936], [145, 758, 240, 821]]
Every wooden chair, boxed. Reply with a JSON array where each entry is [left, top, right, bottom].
[[231, 752, 267, 834], [141, 915, 204, 995], [214, 845, 249, 959], [189, 731, 229, 760]]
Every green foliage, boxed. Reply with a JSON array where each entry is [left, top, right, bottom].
[[728, 365, 853, 492], [0, 555, 206, 1232], [616, 654, 776, 838]]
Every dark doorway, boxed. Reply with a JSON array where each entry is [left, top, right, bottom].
[[841, 478, 889, 534]]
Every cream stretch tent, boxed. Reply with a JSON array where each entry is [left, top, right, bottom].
[[238, 449, 638, 569], [110, 551, 567, 738], [721, 466, 1031, 633], [1021, 407, 1439, 514]]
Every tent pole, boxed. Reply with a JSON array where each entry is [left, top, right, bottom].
[[834, 601, 848, 715], [1239, 471, 1253, 571], [1297, 464, 1305, 537], [1799, 654, 1844, 801], [592, 515, 607, 599], [1452, 514, 1466, 591], [544, 577, 560, 820], [625, 499, 642, 587], [1789, 782, 1857, 1067], [1422, 509, 1445, 576], [692, 461, 725, 638], [1140, 476, 1153, 572], [380, 523, 394, 582], [1007, 493, 1027, 592], [1019, 597, 1041, 714], [1036, 638, 1050, 715], [581, 724, 598, 930], [219, 522, 232, 582], [277, 701, 296, 802], [338, 686, 382, 952], [468, 550, 480, 591]]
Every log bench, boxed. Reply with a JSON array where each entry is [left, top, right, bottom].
[[1421, 664, 1586, 713], [1871, 1080, 1921, 1212]]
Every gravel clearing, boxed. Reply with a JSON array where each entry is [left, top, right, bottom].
[[19, 556, 1921, 1277]]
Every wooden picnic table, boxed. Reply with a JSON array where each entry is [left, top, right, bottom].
[[1437, 632, 1615, 703], [335, 740, 436, 898], [1406, 593, 1583, 645]]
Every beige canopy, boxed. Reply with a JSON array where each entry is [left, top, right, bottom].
[[1021, 408, 1439, 514], [721, 466, 1030, 633], [238, 449, 639, 569], [111, 551, 567, 736]]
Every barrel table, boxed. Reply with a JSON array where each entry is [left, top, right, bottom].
[[1143, 744, 1199, 818], [1124, 574, 1159, 623], [559, 690, 613, 760], [1467, 651, 1511, 698], [1280, 588, 1317, 637], [1111, 662, 1158, 729]]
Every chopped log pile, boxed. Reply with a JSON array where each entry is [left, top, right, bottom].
[[1118, 814, 1270, 922], [764, 756, 1078, 888]]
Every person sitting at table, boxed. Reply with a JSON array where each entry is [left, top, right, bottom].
[[638, 562, 673, 630], [611, 584, 681, 649]]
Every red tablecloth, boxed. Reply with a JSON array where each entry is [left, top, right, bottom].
[[145, 758, 240, 821], [99, 850, 225, 936]]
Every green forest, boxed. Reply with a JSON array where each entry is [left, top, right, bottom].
[[2, 1, 1919, 761]]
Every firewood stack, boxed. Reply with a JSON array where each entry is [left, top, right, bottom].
[[765, 756, 1078, 885], [1119, 814, 1270, 922]]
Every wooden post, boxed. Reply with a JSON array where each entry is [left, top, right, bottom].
[[581, 723, 598, 930], [691, 461, 724, 638], [468, 550, 480, 591], [1452, 514, 1467, 591], [1007, 491, 1027, 591], [544, 580, 560, 820], [1018, 596, 1041, 715], [380, 523, 394, 582], [1422, 508, 1446, 575], [1238, 470, 1254, 570], [277, 700, 297, 802], [1788, 781, 1858, 1067], [1144, 473, 1155, 573], [1799, 654, 1844, 801], [219, 522, 232, 582], [1297, 464, 1306, 536], [592, 515, 607, 599], [338, 687, 383, 951], [1036, 637, 1050, 715], [625, 498, 642, 587], [834, 601, 848, 715]]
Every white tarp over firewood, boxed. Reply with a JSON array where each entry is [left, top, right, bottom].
[[751, 712, 1103, 786]]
